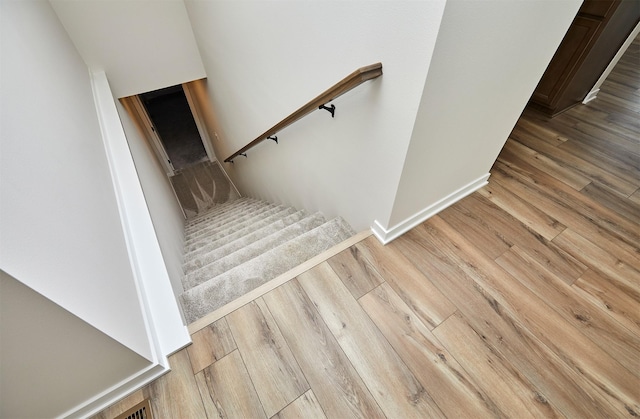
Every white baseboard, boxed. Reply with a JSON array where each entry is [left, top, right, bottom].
[[582, 88, 600, 104], [372, 173, 490, 244], [61, 362, 170, 419], [583, 21, 640, 105]]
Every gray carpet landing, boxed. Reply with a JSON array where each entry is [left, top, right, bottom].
[[171, 160, 240, 218], [179, 197, 355, 323]]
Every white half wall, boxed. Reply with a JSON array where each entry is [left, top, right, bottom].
[[184, 0, 447, 232], [50, 0, 206, 98], [385, 0, 584, 230], [0, 3, 188, 416], [0, 271, 151, 419], [117, 98, 187, 299], [0, 0, 152, 359], [91, 71, 190, 355]]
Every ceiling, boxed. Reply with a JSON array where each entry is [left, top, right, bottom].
[[50, 0, 206, 98]]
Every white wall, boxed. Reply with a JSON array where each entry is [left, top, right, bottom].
[[47, 0, 210, 321], [50, 0, 206, 98], [386, 0, 583, 229], [0, 3, 177, 416], [91, 71, 191, 358], [0, 0, 152, 358], [184, 0, 447, 232], [117, 99, 187, 297], [0, 271, 150, 419], [186, 0, 583, 241]]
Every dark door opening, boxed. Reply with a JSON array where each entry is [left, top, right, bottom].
[[140, 85, 209, 171]]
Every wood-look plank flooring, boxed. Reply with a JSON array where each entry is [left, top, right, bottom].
[[94, 36, 639, 419]]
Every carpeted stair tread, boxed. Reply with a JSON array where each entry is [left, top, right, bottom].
[[180, 217, 355, 323], [184, 205, 293, 251], [185, 199, 271, 235], [184, 209, 307, 264], [182, 212, 329, 289], [186, 200, 275, 236], [185, 196, 249, 222], [186, 198, 256, 228], [172, 161, 241, 218], [185, 202, 280, 244], [186, 199, 262, 231], [180, 276, 266, 325], [184, 207, 300, 255], [186, 201, 257, 233]]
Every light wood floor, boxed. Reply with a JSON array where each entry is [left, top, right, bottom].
[[94, 37, 639, 419]]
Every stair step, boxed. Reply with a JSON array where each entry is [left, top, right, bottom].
[[184, 209, 306, 264], [180, 217, 355, 323], [185, 200, 268, 236], [182, 213, 329, 289], [186, 201, 255, 232], [185, 202, 279, 244], [186, 197, 259, 226], [184, 205, 294, 252], [186, 198, 255, 228]]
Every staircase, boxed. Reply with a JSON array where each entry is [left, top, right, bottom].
[[179, 197, 355, 324]]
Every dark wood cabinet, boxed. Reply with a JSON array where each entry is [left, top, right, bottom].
[[579, 0, 618, 18], [529, 0, 639, 117], [531, 16, 602, 107]]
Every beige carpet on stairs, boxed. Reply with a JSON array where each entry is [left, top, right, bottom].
[[170, 163, 356, 325], [170, 160, 239, 218], [179, 198, 356, 324]]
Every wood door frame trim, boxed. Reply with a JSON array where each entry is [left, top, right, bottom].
[[129, 95, 176, 176], [182, 81, 217, 164]]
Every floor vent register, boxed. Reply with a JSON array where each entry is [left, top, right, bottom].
[[113, 399, 153, 419]]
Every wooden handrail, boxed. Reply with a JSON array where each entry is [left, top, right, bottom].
[[224, 62, 383, 163]]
